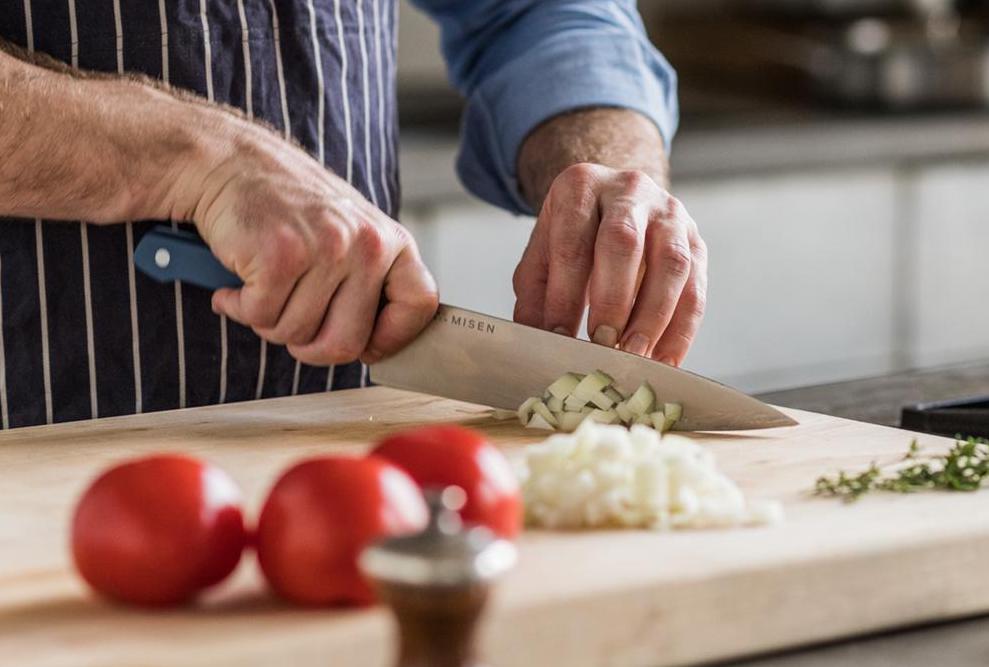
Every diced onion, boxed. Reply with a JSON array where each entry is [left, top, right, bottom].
[[547, 373, 582, 399], [519, 370, 683, 434], [517, 420, 784, 530]]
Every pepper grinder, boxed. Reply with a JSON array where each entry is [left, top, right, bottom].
[[360, 487, 517, 667]]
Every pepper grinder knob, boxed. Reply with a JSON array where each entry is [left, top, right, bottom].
[[360, 487, 517, 667]]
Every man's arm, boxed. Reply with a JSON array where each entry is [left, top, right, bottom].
[[0, 44, 219, 223], [0, 44, 437, 366], [411, 0, 705, 365]]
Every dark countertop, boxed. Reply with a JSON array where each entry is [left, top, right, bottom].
[[725, 361, 989, 667], [757, 360, 989, 427]]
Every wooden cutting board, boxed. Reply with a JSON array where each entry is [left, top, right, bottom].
[[3, 386, 989, 667]]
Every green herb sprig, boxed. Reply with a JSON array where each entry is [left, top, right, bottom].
[[814, 437, 989, 503]]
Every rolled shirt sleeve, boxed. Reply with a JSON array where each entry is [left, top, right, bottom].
[[410, 0, 679, 215]]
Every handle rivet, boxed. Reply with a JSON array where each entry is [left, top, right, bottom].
[[154, 248, 171, 269]]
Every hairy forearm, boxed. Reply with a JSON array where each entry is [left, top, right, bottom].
[[0, 43, 244, 224], [517, 108, 670, 212]]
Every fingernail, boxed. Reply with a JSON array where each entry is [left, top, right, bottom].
[[623, 333, 650, 357], [592, 325, 618, 348], [553, 327, 569, 336], [362, 348, 383, 365], [659, 356, 677, 367]]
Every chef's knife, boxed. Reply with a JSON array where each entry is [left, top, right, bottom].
[[134, 226, 797, 431]]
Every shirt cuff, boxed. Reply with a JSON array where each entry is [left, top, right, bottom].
[[455, 30, 679, 216]]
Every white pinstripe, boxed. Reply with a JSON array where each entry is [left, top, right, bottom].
[[236, 0, 268, 401], [306, 0, 338, 394], [23, 6, 51, 424], [35, 221, 53, 425], [356, 0, 377, 207], [113, 0, 143, 414], [67, 0, 78, 66], [158, 0, 186, 408], [236, 0, 252, 118], [0, 256, 8, 430], [266, 0, 295, 398], [305, 0, 326, 165], [371, 0, 391, 214], [199, 0, 226, 404], [333, 0, 353, 183], [383, 0, 398, 197], [199, 0, 215, 102], [269, 0, 291, 140], [22, 0, 33, 52], [112, 0, 123, 73], [68, 0, 99, 419], [158, 0, 169, 83]]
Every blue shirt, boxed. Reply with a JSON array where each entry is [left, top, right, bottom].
[[413, 0, 679, 215]]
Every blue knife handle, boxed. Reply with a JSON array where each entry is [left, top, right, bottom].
[[134, 226, 244, 290]]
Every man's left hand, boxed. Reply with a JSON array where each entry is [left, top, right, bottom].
[[512, 163, 707, 367]]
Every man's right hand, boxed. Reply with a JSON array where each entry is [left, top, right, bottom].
[[170, 121, 438, 367], [0, 48, 437, 367]]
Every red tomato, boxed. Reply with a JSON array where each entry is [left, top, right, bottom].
[[255, 456, 428, 606], [372, 425, 522, 539], [71, 454, 246, 607]]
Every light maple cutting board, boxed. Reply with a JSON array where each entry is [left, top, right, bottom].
[[2, 386, 988, 667]]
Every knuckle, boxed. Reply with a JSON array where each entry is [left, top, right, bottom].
[[600, 214, 643, 257], [653, 239, 692, 279], [558, 162, 600, 192], [693, 236, 709, 264], [683, 283, 707, 320], [556, 232, 594, 268], [409, 282, 440, 316], [268, 225, 310, 274], [315, 222, 348, 262], [617, 169, 650, 191], [356, 224, 388, 267], [391, 222, 415, 248]]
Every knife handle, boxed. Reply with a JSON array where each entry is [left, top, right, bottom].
[[134, 225, 243, 290]]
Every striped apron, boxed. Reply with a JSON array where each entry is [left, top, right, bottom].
[[0, 0, 399, 428]]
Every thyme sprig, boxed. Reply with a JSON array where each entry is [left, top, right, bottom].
[[814, 437, 989, 503]]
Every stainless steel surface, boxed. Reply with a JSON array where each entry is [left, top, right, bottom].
[[371, 305, 797, 431]]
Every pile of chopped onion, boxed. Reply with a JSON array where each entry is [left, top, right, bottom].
[[516, 419, 784, 530], [516, 370, 682, 433]]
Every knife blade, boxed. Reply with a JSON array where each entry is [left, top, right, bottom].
[[134, 225, 796, 431]]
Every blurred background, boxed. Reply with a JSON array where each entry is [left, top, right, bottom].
[[395, 0, 989, 393]]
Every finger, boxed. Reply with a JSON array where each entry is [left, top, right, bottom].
[[287, 274, 380, 366], [211, 236, 307, 329], [512, 220, 549, 328], [542, 169, 600, 335], [620, 203, 693, 357], [586, 190, 647, 348], [212, 275, 297, 331], [652, 230, 708, 366], [254, 267, 341, 346], [360, 245, 439, 364]]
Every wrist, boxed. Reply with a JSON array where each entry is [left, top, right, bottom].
[[517, 107, 670, 212], [129, 85, 245, 223]]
